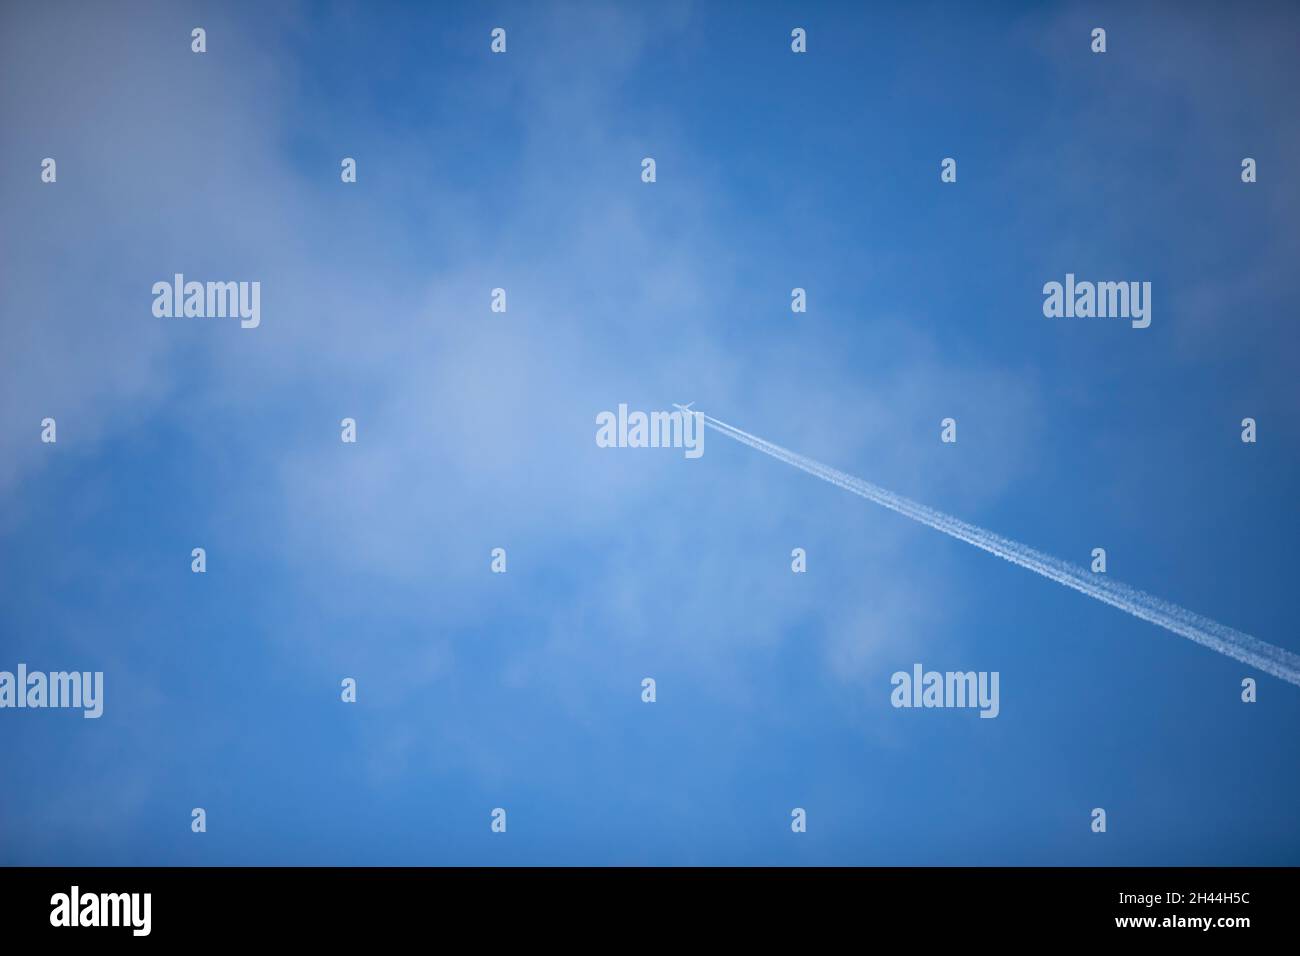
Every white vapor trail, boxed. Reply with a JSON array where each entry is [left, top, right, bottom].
[[701, 412, 1300, 687]]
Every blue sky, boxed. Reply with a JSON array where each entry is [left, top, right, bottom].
[[2, 0, 1299, 865]]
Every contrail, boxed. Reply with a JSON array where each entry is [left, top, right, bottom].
[[700, 412, 1300, 687]]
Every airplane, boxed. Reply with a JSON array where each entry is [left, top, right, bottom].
[[672, 402, 695, 415]]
